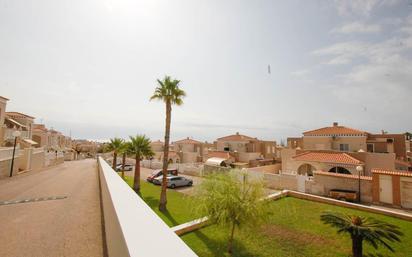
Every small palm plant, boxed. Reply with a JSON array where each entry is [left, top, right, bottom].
[[321, 212, 403, 257], [195, 171, 269, 254], [150, 75, 186, 212], [106, 137, 125, 170], [127, 135, 154, 193]]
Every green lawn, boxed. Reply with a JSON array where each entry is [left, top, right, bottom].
[[182, 197, 412, 257], [123, 176, 199, 226], [123, 176, 412, 257]]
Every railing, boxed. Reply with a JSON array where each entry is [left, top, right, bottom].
[[97, 157, 197, 257], [33, 147, 45, 154], [3, 129, 30, 140], [0, 147, 17, 160]]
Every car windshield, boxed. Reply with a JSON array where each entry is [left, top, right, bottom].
[[151, 170, 160, 175]]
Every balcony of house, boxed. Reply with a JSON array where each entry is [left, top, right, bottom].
[[3, 128, 30, 141]]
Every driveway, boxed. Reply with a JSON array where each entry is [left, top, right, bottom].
[[124, 165, 278, 196], [0, 159, 103, 257]]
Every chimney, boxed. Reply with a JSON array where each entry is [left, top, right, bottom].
[[333, 122, 338, 127]]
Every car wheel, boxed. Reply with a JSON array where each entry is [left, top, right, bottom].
[[170, 184, 176, 189], [188, 182, 193, 186]]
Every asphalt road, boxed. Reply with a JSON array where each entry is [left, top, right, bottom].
[[0, 159, 103, 257]]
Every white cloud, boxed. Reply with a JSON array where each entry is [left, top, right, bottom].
[[333, 0, 400, 16], [290, 69, 310, 77], [331, 22, 381, 34], [312, 41, 369, 65]]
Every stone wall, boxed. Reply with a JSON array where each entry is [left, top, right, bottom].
[[306, 172, 373, 203], [247, 164, 281, 174], [0, 156, 20, 178], [263, 173, 299, 191]]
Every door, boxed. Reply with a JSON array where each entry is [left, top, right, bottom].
[[379, 175, 393, 204], [297, 175, 306, 193], [400, 177, 412, 209]]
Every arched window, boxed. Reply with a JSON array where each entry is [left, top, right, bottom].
[[328, 166, 351, 174], [297, 164, 315, 176]]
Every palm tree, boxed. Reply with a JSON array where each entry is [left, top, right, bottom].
[[106, 138, 124, 170], [150, 75, 186, 211], [127, 135, 154, 193], [119, 142, 128, 179], [195, 171, 269, 254], [321, 212, 403, 257]]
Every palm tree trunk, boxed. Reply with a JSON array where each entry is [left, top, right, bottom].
[[159, 100, 171, 212], [351, 235, 363, 257], [112, 152, 117, 170], [133, 154, 141, 193], [121, 152, 126, 179], [227, 221, 236, 255]]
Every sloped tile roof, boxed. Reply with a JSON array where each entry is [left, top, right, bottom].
[[293, 151, 363, 165], [174, 138, 203, 144], [372, 169, 412, 177], [207, 151, 231, 159], [6, 111, 35, 119], [151, 140, 164, 145], [217, 133, 257, 142], [303, 125, 367, 136]]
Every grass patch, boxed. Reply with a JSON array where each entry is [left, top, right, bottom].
[[122, 175, 412, 257], [181, 197, 412, 257], [123, 176, 199, 226]]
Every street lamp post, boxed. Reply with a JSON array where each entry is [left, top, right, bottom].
[[356, 165, 363, 203], [9, 130, 21, 177]]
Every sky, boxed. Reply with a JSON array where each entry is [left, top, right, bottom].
[[0, 0, 411, 142]]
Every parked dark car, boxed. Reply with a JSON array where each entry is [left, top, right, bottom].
[[146, 169, 178, 183]]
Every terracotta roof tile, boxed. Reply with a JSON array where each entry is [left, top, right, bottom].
[[217, 133, 257, 142], [207, 151, 231, 159], [6, 111, 35, 119], [372, 169, 412, 177], [293, 151, 363, 165], [303, 125, 367, 136], [174, 137, 203, 144]]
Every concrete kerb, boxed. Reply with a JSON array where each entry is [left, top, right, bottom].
[[171, 190, 412, 236]]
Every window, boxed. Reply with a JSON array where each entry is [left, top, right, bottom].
[[367, 143, 374, 153], [224, 147, 230, 152], [339, 144, 349, 152]]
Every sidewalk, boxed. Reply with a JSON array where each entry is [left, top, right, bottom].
[[0, 159, 103, 257]]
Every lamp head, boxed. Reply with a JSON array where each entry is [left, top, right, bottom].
[[12, 131, 21, 137], [356, 166, 363, 172]]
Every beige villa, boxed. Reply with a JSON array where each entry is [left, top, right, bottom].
[[33, 124, 72, 151], [2, 111, 37, 147], [0, 95, 74, 178], [282, 122, 411, 176], [214, 132, 277, 166], [150, 138, 208, 163], [173, 137, 208, 163]]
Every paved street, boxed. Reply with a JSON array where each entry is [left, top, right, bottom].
[[0, 159, 103, 257]]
